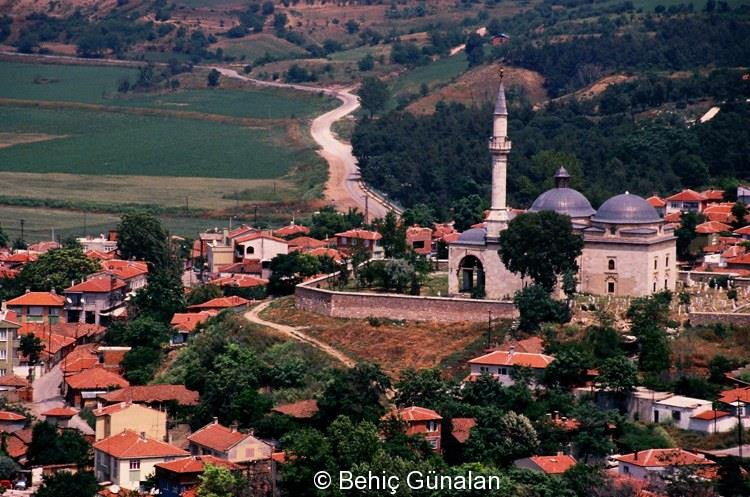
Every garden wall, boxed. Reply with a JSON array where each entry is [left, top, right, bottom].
[[296, 276, 517, 323], [689, 311, 750, 327]]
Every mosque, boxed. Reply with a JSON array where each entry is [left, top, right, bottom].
[[447, 74, 677, 300]]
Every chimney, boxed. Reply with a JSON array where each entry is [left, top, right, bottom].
[[139, 432, 146, 440], [553, 410, 559, 420], [25, 288, 30, 294], [634, 450, 639, 461], [0, 301, 6, 313], [230, 422, 238, 433], [557, 450, 564, 456], [50, 288, 56, 295], [213, 417, 219, 425]]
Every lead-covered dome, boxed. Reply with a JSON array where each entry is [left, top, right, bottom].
[[457, 227, 486, 245], [529, 188, 596, 218], [592, 192, 661, 224]]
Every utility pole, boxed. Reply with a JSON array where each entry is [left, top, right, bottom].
[[487, 310, 492, 349], [254, 205, 258, 226], [19, 219, 24, 244], [739, 396, 744, 459], [364, 194, 369, 224]]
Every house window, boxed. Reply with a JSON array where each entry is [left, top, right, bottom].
[[0, 330, 6, 341], [129, 459, 141, 470], [28, 306, 43, 322], [654, 258, 658, 270], [479, 366, 489, 373], [623, 465, 630, 474], [0, 369, 6, 377], [247, 246, 255, 255], [666, 256, 670, 267], [426, 421, 439, 432], [413, 241, 425, 249], [607, 281, 615, 294], [500, 367, 508, 375], [427, 438, 438, 449], [608, 259, 615, 271], [653, 282, 657, 292], [664, 279, 668, 289], [672, 411, 681, 422], [0, 350, 6, 360]]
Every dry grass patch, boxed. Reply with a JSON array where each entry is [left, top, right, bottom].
[[0, 132, 67, 149]]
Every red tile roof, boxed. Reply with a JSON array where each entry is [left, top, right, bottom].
[[725, 254, 750, 265], [274, 223, 311, 238], [27, 241, 60, 253], [227, 225, 255, 240], [234, 232, 288, 245], [100, 260, 149, 280], [7, 291, 65, 307], [385, 406, 442, 422], [187, 296, 251, 311], [734, 225, 750, 236], [526, 455, 577, 474], [0, 411, 25, 421], [695, 221, 731, 234], [616, 448, 714, 468], [702, 189, 725, 201], [468, 350, 555, 369], [666, 189, 705, 202], [18, 327, 75, 355], [170, 311, 216, 333], [94, 430, 188, 459], [646, 196, 666, 208], [217, 260, 263, 275], [65, 367, 129, 390], [288, 236, 328, 251], [188, 421, 252, 452], [155, 455, 239, 474], [450, 418, 476, 443], [0, 252, 37, 264], [664, 212, 683, 223], [5, 433, 28, 459], [42, 407, 79, 417], [335, 229, 382, 241], [65, 275, 126, 293], [504, 336, 544, 354], [304, 247, 344, 262], [85, 249, 117, 261], [0, 310, 20, 327], [99, 385, 199, 406], [93, 402, 136, 417], [272, 400, 319, 419], [690, 410, 731, 420], [552, 417, 581, 431], [20, 322, 105, 340], [210, 274, 268, 289], [718, 386, 750, 405], [0, 375, 29, 388]]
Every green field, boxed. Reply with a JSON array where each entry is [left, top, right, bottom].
[[0, 106, 308, 178], [0, 61, 335, 118], [388, 54, 469, 108], [218, 34, 309, 61]]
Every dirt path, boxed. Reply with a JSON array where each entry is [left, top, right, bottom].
[[245, 300, 355, 367], [214, 67, 398, 220]]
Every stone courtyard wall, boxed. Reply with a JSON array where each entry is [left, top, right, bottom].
[[296, 276, 517, 323], [689, 311, 750, 327]]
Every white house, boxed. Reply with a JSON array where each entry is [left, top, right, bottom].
[[616, 448, 715, 481], [466, 348, 554, 387], [688, 409, 739, 433], [233, 232, 288, 262], [653, 395, 712, 430], [93, 430, 188, 491]]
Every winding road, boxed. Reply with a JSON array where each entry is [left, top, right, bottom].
[[215, 67, 397, 220]]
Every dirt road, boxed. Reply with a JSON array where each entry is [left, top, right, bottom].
[[245, 301, 355, 367], [215, 67, 396, 220]]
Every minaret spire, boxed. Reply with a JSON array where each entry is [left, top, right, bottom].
[[486, 66, 512, 240]]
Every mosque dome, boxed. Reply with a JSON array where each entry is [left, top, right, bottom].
[[457, 227, 487, 244], [592, 192, 662, 224], [529, 167, 595, 219]]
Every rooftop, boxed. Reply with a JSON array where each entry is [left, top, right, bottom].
[[99, 384, 199, 406], [335, 229, 382, 241], [272, 400, 319, 419], [384, 406, 442, 422], [524, 455, 577, 474], [592, 193, 662, 225], [65, 367, 129, 390], [188, 421, 256, 453], [6, 291, 65, 307], [93, 430, 188, 459], [468, 350, 555, 369], [65, 275, 126, 293], [187, 296, 251, 311], [0, 411, 25, 422], [170, 311, 216, 333], [655, 395, 712, 409], [450, 418, 476, 443], [616, 448, 714, 468], [155, 455, 239, 474]]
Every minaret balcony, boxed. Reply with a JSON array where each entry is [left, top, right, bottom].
[[489, 137, 512, 153]]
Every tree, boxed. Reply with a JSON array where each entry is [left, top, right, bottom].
[[359, 77, 389, 116], [0, 225, 8, 248], [638, 326, 672, 378], [514, 285, 571, 332], [35, 471, 98, 497], [207, 68, 221, 87], [268, 252, 322, 295], [309, 206, 364, 239], [675, 211, 704, 261], [584, 311, 622, 361], [596, 356, 638, 395], [317, 363, 390, 425], [465, 32, 485, 66], [731, 201, 748, 230], [465, 410, 539, 467], [117, 212, 170, 267], [27, 422, 90, 466], [394, 368, 451, 409], [382, 259, 415, 294], [197, 464, 237, 497], [401, 204, 435, 227], [188, 284, 224, 305], [452, 194, 485, 232], [19, 333, 43, 365], [499, 211, 583, 291], [0, 455, 19, 480], [670, 151, 709, 188], [378, 211, 406, 258], [358, 54, 375, 71], [543, 349, 590, 390], [15, 247, 100, 294], [129, 261, 186, 322]]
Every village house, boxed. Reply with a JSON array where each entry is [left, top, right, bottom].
[[187, 296, 251, 313], [2, 428, 31, 464], [0, 411, 26, 433], [98, 384, 199, 411], [77, 234, 118, 254], [0, 374, 31, 402], [94, 402, 167, 442], [0, 308, 20, 377], [99, 260, 149, 293], [6, 291, 65, 324], [155, 455, 240, 497], [383, 406, 442, 452], [64, 275, 128, 325], [273, 222, 310, 239], [65, 367, 129, 407], [187, 419, 273, 463], [689, 409, 738, 433], [93, 430, 188, 491], [615, 448, 715, 481], [288, 236, 329, 253], [233, 232, 288, 263], [716, 386, 750, 428], [335, 229, 384, 258], [448, 417, 476, 446], [170, 311, 216, 345], [652, 395, 713, 430], [209, 274, 268, 298], [646, 196, 667, 217], [514, 454, 577, 475], [42, 406, 79, 428], [18, 328, 75, 366], [406, 226, 433, 255], [665, 190, 709, 214], [466, 348, 554, 387]]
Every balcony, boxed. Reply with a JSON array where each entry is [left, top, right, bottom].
[[489, 137, 512, 153]]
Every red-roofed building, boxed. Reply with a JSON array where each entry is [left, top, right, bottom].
[[99, 260, 149, 292], [17, 326, 75, 365], [6, 291, 65, 324], [383, 407, 442, 452], [42, 406, 79, 428], [217, 260, 263, 277], [0, 309, 20, 378], [665, 189, 707, 214], [186, 296, 251, 313], [646, 196, 667, 217], [64, 274, 128, 326], [233, 232, 288, 262], [93, 430, 189, 491], [272, 400, 319, 419], [288, 236, 329, 252], [304, 247, 344, 262], [450, 417, 476, 444], [209, 275, 268, 298], [702, 203, 735, 223], [93, 402, 166, 442], [0, 410, 25, 433], [702, 189, 725, 202], [170, 311, 216, 345], [467, 349, 555, 387], [514, 454, 576, 474], [695, 221, 732, 235], [155, 455, 240, 497], [2, 428, 31, 463], [0, 251, 37, 269], [188, 419, 272, 463], [335, 230, 383, 258], [85, 249, 117, 261], [616, 448, 715, 481], [98, 384, 199, 409], [406, 226, 433, 255], [689, 409, 736, 433], [273, 223, 310, 239], [64, 367, 129, 407], [734, 225, 750, 240]]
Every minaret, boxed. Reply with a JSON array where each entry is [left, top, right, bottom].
[[486, 68, 512, 240]]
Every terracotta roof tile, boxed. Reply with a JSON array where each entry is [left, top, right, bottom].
[[468, 350, 555, 368], [234, 232, 288, 245], [450, 418, 476, 443], [646, 196, 666, 208], [690, 410, 730, 420], [0, 375, 29, 388], [526, 455, 576, 474], [272, 400, 319, 419], [695, 221, 732, 234], [42, 407, 79, 417], [155, 455, 239, 474], [664, 212, 683, 223], [666, 189, 706, 202], [209, 275, 268, 289], [99, 385, 199, 406], [274, 224, 310, 238], [100, 260, 149, 280], [288, 237, 328, 251], [170, 311, 216, 333], [718, 386, 750, 405], [701, 189, 725, 201], [6, 292, 65, 307], [303, 247, 344, 262], [65, 275, 126, 293], [188, 422, 252, 452], [4, 433, 27, 459], [65, 368, 129, 390], [0, 411, 25, 421], [187, 296, 251, 311], [217, 260, 263, 275], [335, 229, 382, 241], [616, 448, 714, 468], [384, 406, 441, 422], [94, 430, 188, 459]]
